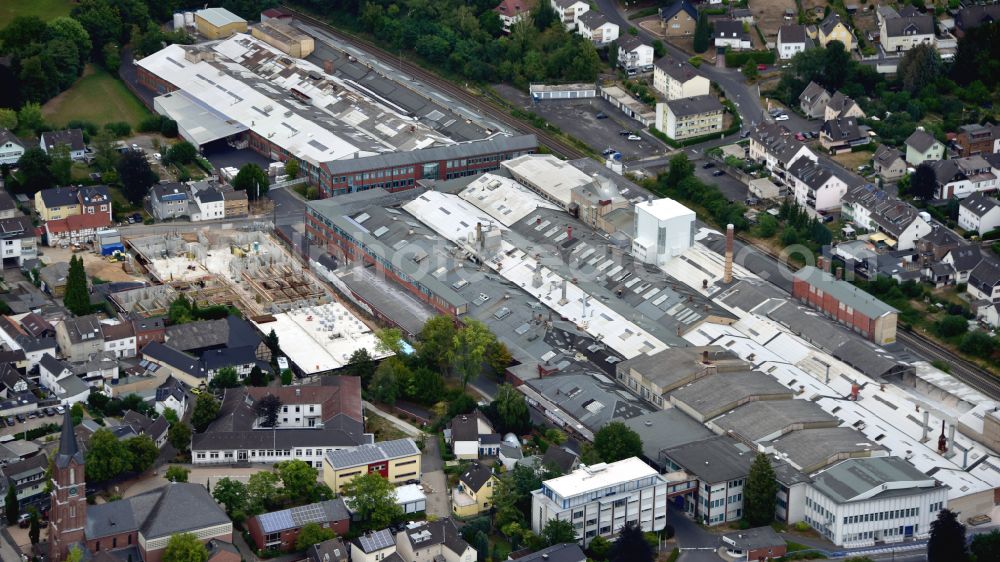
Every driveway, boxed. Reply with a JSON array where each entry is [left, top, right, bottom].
[[420, 437, 449, 518], [666, 506, 722, 562]]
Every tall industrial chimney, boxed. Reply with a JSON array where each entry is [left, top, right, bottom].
[[921, 410, 930, 442], [937, 420, 948, 454], [723, 224, 734, 284]]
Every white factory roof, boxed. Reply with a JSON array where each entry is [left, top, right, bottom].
[[137, 37, 382, 166], [458, 173, 561, 227], [394, 483, 426, 504], [251, 302, 391, 374], [403, 191, 669, 359], [544, 457, 660, 499], [154, 90, 248, 146], [501, 154, 594, 207], [636, 198, 695, 222], [196, 7, 246, 27]]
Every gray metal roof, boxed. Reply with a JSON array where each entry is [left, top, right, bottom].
[[722, 526, 785, 550], [662, 435, 755, 484], [516, 543, 586, 562], [670, 372, 795, 421], [667, 95, 724, 118], [622, 408, 714, 465], [811, 456, 943, 503], [764, 427, 886, 473], [793, 266, 899, 317], [324, 438, 419, 469], [320, 134, 537, 176], [713, 399, 839, 443]]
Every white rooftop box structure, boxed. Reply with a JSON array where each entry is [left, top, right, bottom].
[[632, 198, 696, 266]]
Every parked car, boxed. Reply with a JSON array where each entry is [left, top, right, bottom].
[[602, 148, 616, 156], [596, 112, 608, 119], [702, 162, 715, 169], [190, 387, 202, 396], [55, 406, 65, 414], [757, 64, 767, 71], [775, 114, 790, 121], [18, 513, 31, 528], [26, 411, 36, 419], [153, 152, 162, 160], [44, 407, 55, 417], [619, 130, 632, 136], [712, 170, 726, 177], [132, 213, 142, 222], [795, 132, 807, 141], [627, 134, 641, 141], [5, 417, 14, 426]]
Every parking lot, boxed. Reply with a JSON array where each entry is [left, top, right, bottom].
[[692, 160, 750, 203], [528, 98, 665, 160], [0, 408, 63, 437]]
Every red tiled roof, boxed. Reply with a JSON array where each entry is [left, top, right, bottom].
[[495, 0, 536, 14], [45, 212, 113, 235], [246, 376, 363, 424]]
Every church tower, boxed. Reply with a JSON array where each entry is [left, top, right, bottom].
[[49, 411, 87, 562]]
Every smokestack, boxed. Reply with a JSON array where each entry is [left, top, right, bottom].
[[817, 256, 825, 272], [948, 424, 956, 457], [476, 222, 483, 248], [702, 350, 710, 364], [921, 411, 930, 442], [850, 383, 860, 401], [567, 225, 572, 240], [723, 224, 734, 284], [559, 279, 568, 306], [938, 420, 948, 454], [836, 267, 843, 280]]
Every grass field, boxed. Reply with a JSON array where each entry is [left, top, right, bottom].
[[0, 0, 71, 29], [42, 65, 151, 129]]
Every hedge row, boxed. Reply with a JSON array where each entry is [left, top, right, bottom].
[[725, 50, 776, 67]]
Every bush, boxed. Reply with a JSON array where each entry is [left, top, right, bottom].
[[725, 50, 776, 68], [104, 122, 132, 137]]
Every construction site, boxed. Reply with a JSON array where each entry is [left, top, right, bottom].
[[127, 230, 329, 316]]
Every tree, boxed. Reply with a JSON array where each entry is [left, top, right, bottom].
[[277, 459, 320, 504], [29, 508, 40, 545], [67, 545, 85, 562], [162, 532, 209, 562], [742, 59, 759, 80], [342, 472, 404, 529], [127, 435, 159, 473], [232, 163, 269, 201], [168, 422, 192, 453], [296, 522, 336, 550], [971, 529, 1000, 562], [898, 43, 942, 94], [485, 340, 512, 379], [909, 163, 938, 200], [409, 366, 444, 404], [494, 383, 530, 434], [49, 143, 73, 186], [0, 108, 16, 130], [247, 470, 281, 514], [166, 141, 197, 165], [63, 255, 90, 316], [609, 522, 653, 562], [928, 509, 968, 562], [14, 147, 55, 193], [666, 153, 694, 187], [255, 394, 282, 427], [48, 17, 92, 67], [651, 40, 665, 59], [71, 403, 84, 425], [418, 316, 457, 372], [345, 348, 377, 384], [168, 295, 194, 324], [117, 149, 158, 205], [265, 329, 280, 357], [212, 477, 248, 517], [285, 158, 299, 179], [191, 393, 221, 432], [935, 315, 969, 338], [693, 12, 710, 53], [959, 331, 997, 358], [281, 369, 293, 386], [744, 453, 778, 527], [209, 367, 241, 389], [5, 484, 18, 524], [85, 428, 131, 482], [166, 465, 190, 482], [17, 103, 45, 134], [375, 327, 405, 355], [593, 421, 643, 463], [540, 518, 576, 546], [92, 128, 120, 172], [588, 535, 611, 560], [451, 319, 495, 388]]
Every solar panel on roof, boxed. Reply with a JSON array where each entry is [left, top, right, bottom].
[[358, 529, 394, 552]]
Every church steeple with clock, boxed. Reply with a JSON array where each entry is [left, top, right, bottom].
[[49, 411, 87, 562]]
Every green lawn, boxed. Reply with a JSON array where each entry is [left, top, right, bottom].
[[42, 65, 151, 129], [0, 0, 71, 29]]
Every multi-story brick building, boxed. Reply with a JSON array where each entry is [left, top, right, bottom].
[[791, 265, 899, 344], [955, 123, 998, 157]]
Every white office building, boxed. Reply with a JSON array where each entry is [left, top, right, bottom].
[[804, 456, 948, 547], [530, 458, 669, 546], [631, 198, 696, 266]]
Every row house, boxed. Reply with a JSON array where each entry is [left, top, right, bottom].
[[55, 314, 105, 363], [958, 192, 1000, 234], [841, 185, 932, 251], [748, 122, 817, 176], [44, 211, 114, 248], [824, 92, 866, 121], [788, 157, 858, 212], [927, 155, 998, 199], [34, 185, 112, 222]]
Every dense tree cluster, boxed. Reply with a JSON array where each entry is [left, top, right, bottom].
[[85, 429, 158, 482], [657, 154, 748, 231], [212, 460, 332, 523]]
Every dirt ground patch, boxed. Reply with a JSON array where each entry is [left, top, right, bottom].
[[41, 246, 147, 284], [832, 150, 874, 171], [801, 0, 827, 23], [750, 0, 797, 38]]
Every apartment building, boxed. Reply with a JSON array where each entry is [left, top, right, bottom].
[[655, 95, 724, 141], [322, 438, 421, 491], [652, 57, 710, 100]]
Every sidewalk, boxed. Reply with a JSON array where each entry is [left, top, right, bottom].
[[363, 401, 422, 437]]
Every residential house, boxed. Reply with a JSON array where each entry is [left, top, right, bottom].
[[659, 0, 699, 37], [201, 346, 258, 382], [39, 353, 74, 392], [1, 454, 48, 513], [904, 129, 945, 165], [616, 35, 654, 74], [841, 185, 932, 250], [498, 444, 523, 470], [531, 457, 669, 545], [928, 155, 998, 199], [44, 212, 114, 247], [55, 314, 105, 363], [122, 410, 169, 447], [446, 411, 500, 460], [576, 11, 619, 46], [816, 13, 854, 49], [191, 380, 373, 468], [452, 463, 497, 517], [151, 183, 191, 220], [915, 224, 965, 261], [788, 157, 858, 212], [550, 0, 590, 30], [247, 499, 350, 552], [968, 259, 1000, 303], [0, 129, 25, 165], [721, 527, 787, 561], [714, 20, 752, 50], [959, 192, 1000, 234], [321, 438, 421, 492], [954, 5, 1000, 37], [494, 0, 536, 32], [824, 91, 866, 121], [955, 123, 997, 157], [976, 301, 1000, 328], [748, 122, 817, 175], [0, 353, 27, 379], [39, 129, 86, 161], [38, 261, 71, 296], [652, 57, 710, 100], [541, 445, 580, 474], [656, 95, 724, 141], [140, 341, 207, 387], [778, 24, 811, 59], [34, 187, 82, 222], [0, 215, 38, 267], [0, 191, 17, 219], [101, 320, 136, 358], [307, 538, 350, 562], [880, 9, 935, 53], [191, 187, 225, 222], [804, 457, 946, 547], [20, 313, 54, 339], [222, 188, 249, 218], [45, 369, 90, 405], [132, 316, 166, 348], [351, 529, 399, 562], [819, 118, 870, 152], [872, 145, 907, 181], [73, 351, 119, 386], [0, 316, 57, 370], [942, 246, 982, 285], [799, 82, 831, 119], [155, 376, 189, 417], [394, 519, 476, 562]]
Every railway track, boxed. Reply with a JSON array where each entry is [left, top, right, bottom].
[[283, 5, 1000, 398], [281, 5, 588, 160]]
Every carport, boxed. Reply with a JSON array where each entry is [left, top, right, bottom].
[[153, 90, 247, 151]]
